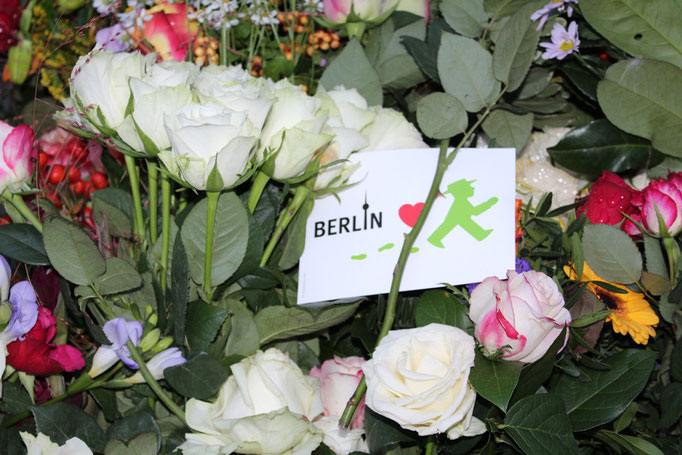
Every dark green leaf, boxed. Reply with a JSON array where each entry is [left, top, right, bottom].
[[470, 351, 523, 411], [365, 408, 418, 454], [32, 402, 107, 452], [0, 224, 49, 265], [582, 224, 642, 284], [414, 290, 474, 334], [644, 236, 667, 278], [165, 352, 229, 400], [441, 0, 488, 38], [402, 36, 440, 83], [492, 4, 541, 91], [107, 410, 160, 451], [95, 257, 143, 295], [597, 430, 665, 455], [504, 394, 578, 455], [277, 195, 313, 271], [170, 236, 189, 345], [559, 60, 598, 101], [484, 0, 543, 18], [225, 300, 260, 356], [186, 301, 229, 351], [552, 349, 656, 431], [320, 38, 383, 106], [43, 216, 106, 286], [658, 383, 682, 429], [92, 188, 133, 237], [548, 119, 661, 175], [612, 402, 638, 433]]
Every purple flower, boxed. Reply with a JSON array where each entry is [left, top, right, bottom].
[[123, 347, 187, 384], [540, 22, 580, 60], [0, 282, 39, 343], [0, 255, 10, 302], [95, 24, 130, 53], [102, 318, 143, 369], [530, 0, 578, 30]]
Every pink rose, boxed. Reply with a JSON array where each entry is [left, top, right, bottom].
[[469, 270, 571, 363], [310, 356, 366, 429], [0, 120, 35, 194], [635, 172, 682, 236]]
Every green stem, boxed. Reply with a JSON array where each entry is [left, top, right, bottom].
[[3, 191, 42, 232], [126, 340, 186, 423], [186, 0, 193, 62], [161, 173, 172, 292], [425, 435, 437, 455], [220, 21, 228, 66], [178, 189, 188, 213], [260, 186, 310, 267], [248, 171, 270, 213], [339, 375, 366, 430], [148, 161, 158, 245], [203, 191, 220, 296], [124, 155, 146, 242]]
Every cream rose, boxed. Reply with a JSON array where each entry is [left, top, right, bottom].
[[362, 324, 486, 439], [180, 348, 324, 455], [20, 432, 92, 455], [469, 270, 571, 363]]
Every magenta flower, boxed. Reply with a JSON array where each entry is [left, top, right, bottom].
[[540, 21, 580, 60], [531, 0, 578, 30], [0, 120, 35, 195], [634, 173, 682, 237]]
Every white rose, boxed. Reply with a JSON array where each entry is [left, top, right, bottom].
[[117, 79, 193, 154], [180, 348, 324, 455], [21, 432, 92, 455], [362, 324, 486, 439], [313, 416, 368, 455], [69, 45, 155, 131], [160, 103, 258, 191], [258, 80, 332, 181], [360, 106, 427, 151], [147, 60, 200, 87]]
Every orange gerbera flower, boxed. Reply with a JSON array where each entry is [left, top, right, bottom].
[[564, 262, 659, 345]]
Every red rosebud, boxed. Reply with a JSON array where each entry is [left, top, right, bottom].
[[576, 171, 641, 235], [6, 307, 85, 376]]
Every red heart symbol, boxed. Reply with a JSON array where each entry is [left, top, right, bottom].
[[399, 203, 424, 228]]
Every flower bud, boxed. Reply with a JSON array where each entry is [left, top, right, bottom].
[[139, 328, 161, 352], [152, 336, 173, 352], [0, 301, 13, 331], [148, 313, 158, 327]]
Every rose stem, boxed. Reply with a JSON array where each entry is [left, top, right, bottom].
[[160, 172, 172, 292], [148, 161, 158, 245], [3, 191, 42, 232], [127, 340, 186, 423], [425, 435, 437, 455], [203, 191, 220, 297], [260, 185, 310, 267], [338, 89, 508, 429], [248, 171, 270, 213], [124, 155, 146, 242], [220, 21, 228, 66]]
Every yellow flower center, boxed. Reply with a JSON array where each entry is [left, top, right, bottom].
[[559, 40, 574, 52]]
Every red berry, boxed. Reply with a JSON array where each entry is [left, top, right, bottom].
[[91, 172, 108, 189], [84, 207, 93, 217], [68, 166, 81, 182], [74, 181, 86, 195], [66, 139, 88, 161], [0, 216, 11, 226], [38, 152, 48, 167], [45, 192, 62, 210], [600, 52, 608, 61], [48, 165, 65, 185]]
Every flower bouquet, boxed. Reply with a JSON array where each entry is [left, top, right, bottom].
[[0, 0, 681, 453]]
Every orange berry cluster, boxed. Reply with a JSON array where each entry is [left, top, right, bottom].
[[193, 35, 219, 67], [280, 41, 301, 61], [306, 29, 340, 56], [250, 56, 264, 77], [277, 11, 311, 34]]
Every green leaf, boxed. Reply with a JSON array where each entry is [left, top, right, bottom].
[[416, 92, 468, 139], [169, 236, 189, 345], [580, 0, 682, 69], [552, 349, 656, 431], [255, 302, 360, 345], [0, 381, 32, 415], [440, 0, 488, 38], [43, 216, 106, 286], [492, 4, 541, 91], [582, 224, 643, 284], [671, 340, 682, 382], [547, 119, 660, 175], [107, 410, 161, 451], [612, 402, 638, 433], [186, 301, 229, 351], [365, 408, 418, 454], [597, 430, 664, 455], [165, 352, 229, 400], [503, 394, 579, 455], [402, 36, 440, 83], [571, 310, 612, 328], [658, 382, 682, 429], [92, 188, 133, 237], [277, 196, 313, 271], [414, 290, 474, 334], [225, 300, 260, 356], [438, 33, 500, 112], [559, 60, 598, 101], [95, 257, 142, 295], [640, 271, 671, 296], [484, 0, 543, 18], [105, 432, 158, 455], [470, 351, 522, 411], [320, 38, 383, 106], [0, 224, 49, 265], [598, 58, 682, 157], [32, 402, 107, 452], [644, 235, 668, 277], [517, 67, 552, 99], [181, 192, 249, 287], [481, 110, 533, 151]]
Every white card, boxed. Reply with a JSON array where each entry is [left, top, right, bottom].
[[297, 148, 516, 304]]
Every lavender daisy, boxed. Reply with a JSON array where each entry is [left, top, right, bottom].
[[540, 22, 580, 60], [531, 0, 578, 30]]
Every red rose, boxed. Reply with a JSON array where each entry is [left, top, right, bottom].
[[576, 171, 641, 235], [0, 0, 21, 53], [6, 307, 85, 376]]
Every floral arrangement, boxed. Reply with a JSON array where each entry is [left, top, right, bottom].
[[0, 0, 681, 454]]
